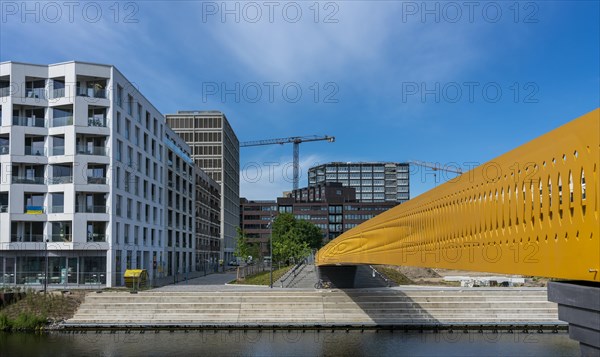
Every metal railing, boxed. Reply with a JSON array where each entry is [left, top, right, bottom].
[[76, 205, 108, 214], [76, 145, 108, 156], [50, 116, 73, 127], [87, 233, 107, 242], [13, 116, 45, 128], [2, 271, 106, 286], [88, 117, 107, 127], [26, 88, 46, 99], [48, 176, 73, 184], [51, 146, 65, 156], [87, 176, 107, 184], [50, 234, 72, 242], [279, 259, 307, 288], [77, 87, 107, 99], [24, 146, 46, 156], [10, 234, 44, 242], [12, 176, 45, 184], [47, 206, 64, 213], [51, 87, 65, 99]]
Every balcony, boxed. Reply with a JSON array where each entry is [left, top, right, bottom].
[[0, 144, 8, 155], [51, 87, 65, 99], [77, 205, 108, 214], [24, 146, 46, 156], [77, 86, 107, 99], [48, 206, 64, 214], [76, 145, 108, 156], [11, 234, 44, 243], [87, 176, 107, 184], [13, 177, 45, 185], [48, 176, 73, 185], [87, 233, 107, 242], [50, 234, 72, 242], [0, 205, 7, 213], [51, 146, 65, 156], [13, 116, 45, 128], [0, 87, 10, 97], [88, 116, 107, 127], [25, 88, 46, 99], [50, 116, 73, 128], [24, 205, 45, 214]]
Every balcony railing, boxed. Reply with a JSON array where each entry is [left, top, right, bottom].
[[77, 87, 107, 99], [13, 177, 45, 184], [24, 146, 46, 156], [87, 176, 107, 184], [0, 87, 10, 97], [50, 116, 73, 127], [48, 206, 64, 213], [76, 205, 108, 214], [88, 117, 107, 127], [76, 145, 108, 156], [25, 205, 45, 214], [51, 88, 65, 99], [11, 234, 44, 242], [51, 146, 65, 156], [26, 88, 46, 99], [0, 145, 9, 155], [87, 233, 107, 242], [48, 176, 72, 184], [50, 234, 72, 242], [0, 205, 8, 213], [13, 116, 45, 128]]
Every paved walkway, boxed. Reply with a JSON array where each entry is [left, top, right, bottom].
[[152, 272, 275, 292]]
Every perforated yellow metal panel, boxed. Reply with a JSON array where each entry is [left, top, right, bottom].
[[317, 109, 600, 282]]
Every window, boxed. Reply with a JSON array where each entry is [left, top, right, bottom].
[[127, 94, 133, 115], [125, 119, 130, 139], [116, 195, 122, 216], [116, 140, 123, 161], [116, 85, 123, 107]]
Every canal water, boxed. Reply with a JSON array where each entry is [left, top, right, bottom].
[[0, 330, 579, 356]]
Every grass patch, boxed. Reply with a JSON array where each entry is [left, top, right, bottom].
[[0, 290, 86, 330], [375, 266, 414, 285], [233, 265, 294, 286]]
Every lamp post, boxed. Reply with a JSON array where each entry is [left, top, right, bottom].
[[268, 214, 273, 289], [44, 237, 48, 294]]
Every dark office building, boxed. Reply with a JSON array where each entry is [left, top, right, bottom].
[[308, 162, 410, 203], [240, 182, 398, 254]]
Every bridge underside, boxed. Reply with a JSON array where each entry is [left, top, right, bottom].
[[316, 109, 599, 283]]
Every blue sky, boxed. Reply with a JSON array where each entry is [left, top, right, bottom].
[[1, 1, 598, 199]]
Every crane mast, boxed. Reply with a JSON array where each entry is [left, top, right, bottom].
[[240, 135, 335, 190]]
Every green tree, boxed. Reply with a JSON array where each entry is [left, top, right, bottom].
[[271, 213, 323, 263], [295, 219, 324, 249], [234, 228, 259, 261]]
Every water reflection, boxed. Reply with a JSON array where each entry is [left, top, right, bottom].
[[0, 330, 579, 357]]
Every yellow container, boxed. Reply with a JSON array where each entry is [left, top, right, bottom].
[[124, 269, 148, 288]]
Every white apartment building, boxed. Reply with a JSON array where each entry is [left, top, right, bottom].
[[0, 61, 212, 288]]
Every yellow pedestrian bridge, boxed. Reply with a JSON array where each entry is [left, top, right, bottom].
[[316, 108, 599, 283]]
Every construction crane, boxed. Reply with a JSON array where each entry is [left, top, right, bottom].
[[409, 160, 463, 187], [240, 135, 335, 190]]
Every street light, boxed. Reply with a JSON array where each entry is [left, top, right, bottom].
[[267, 214, 273, 289], [44, 238, 49, 294]]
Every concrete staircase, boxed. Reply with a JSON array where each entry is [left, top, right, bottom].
[[66, 288, 561, 327], [277, 264, 319, 288]]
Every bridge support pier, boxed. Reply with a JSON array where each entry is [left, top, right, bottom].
[[548, 281, 600, 356]]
